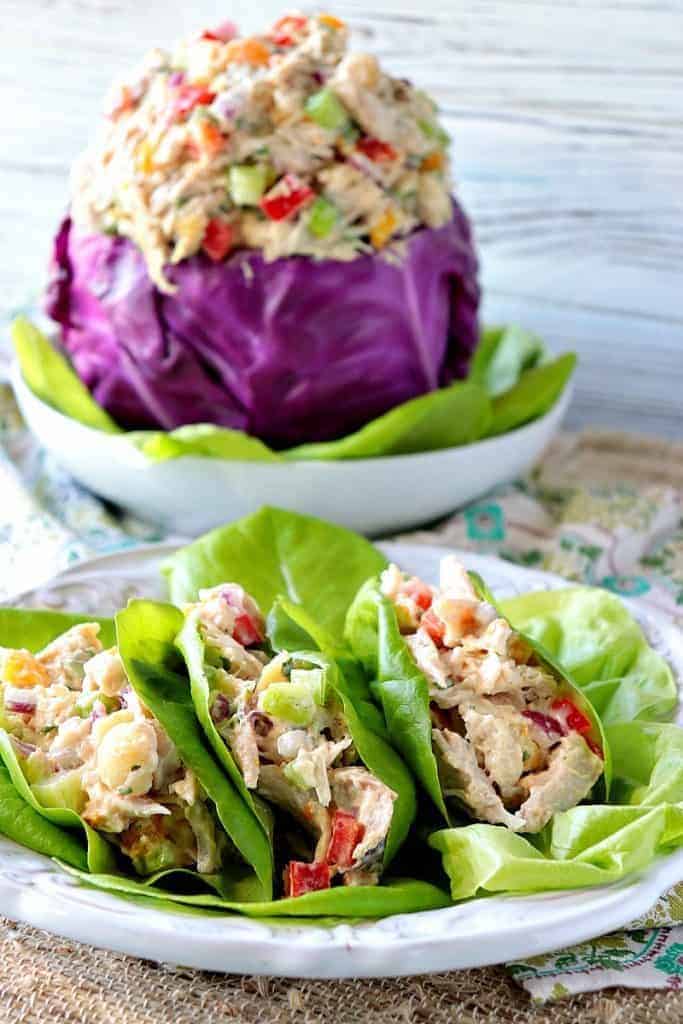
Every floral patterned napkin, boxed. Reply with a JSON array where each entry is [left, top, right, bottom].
[[1, 375, 682, 1000]]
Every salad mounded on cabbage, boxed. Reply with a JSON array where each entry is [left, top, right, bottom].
[[41, 11, 482, 448]]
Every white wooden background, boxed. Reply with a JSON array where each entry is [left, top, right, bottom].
[[1, 0, 681, 437]]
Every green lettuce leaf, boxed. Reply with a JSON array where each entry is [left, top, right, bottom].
[[57, 867, 450, 918], [499, 587, 677, 723], [11, 317, 121, 434], [116, 600, 274, 898], [0, 763, 89, 870], [470, 324, 545, 398], [163, 506, 387, 642], [430, 722, 683, 900], [12, 318, 575, 462], [346, 582, 448, 821], [485, 354, 576, 437], [129, 424, 283, 463], [285, 380, 491, 460]]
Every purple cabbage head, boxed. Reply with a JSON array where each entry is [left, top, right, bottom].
[[45, 202, 480, 448]]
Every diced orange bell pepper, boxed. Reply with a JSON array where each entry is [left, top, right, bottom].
[[370, 208, 397, 249], [3, 651, 49, 688], [225, 37, 271, 67], [319, 13, 345, 29], [193, 118, 226, 158], [421, 151, 444, 172], [107, 85, 135, 120], [136, 139, 156, 174]]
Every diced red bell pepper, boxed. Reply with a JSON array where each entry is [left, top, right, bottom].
[[201, 21, 238, 43], [326, 810, 365, 870], [421, 608, 445, 644], [201, 219, 234, 261], [171, 85, 216, 120], [259, 175, 314, 221], [522, 709, 564, 737], [107, 85, 136, 120], [357, 137, 397, 162], [233, 611, 264, 647], [271, 14, 308, 46], [552, 697, 592, 735], [403, 579, 433, 611], [285, 860, 331, 897]]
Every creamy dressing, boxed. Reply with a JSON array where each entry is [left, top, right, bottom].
[[71, 13, 453, 290]]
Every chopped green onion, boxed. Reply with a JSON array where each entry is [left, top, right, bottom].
[[308, 197, 338, 238], [305, 88, 350, 132], [228, 164, 269, 205]]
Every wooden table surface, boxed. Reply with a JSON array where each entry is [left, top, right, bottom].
[[1, 0, 680, 438]]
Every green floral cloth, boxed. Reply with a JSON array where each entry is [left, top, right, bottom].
[[1, 377, 682, 1001]]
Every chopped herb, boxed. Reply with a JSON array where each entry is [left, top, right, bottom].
[[175, 195, 190, 208], [118, 786, 133, 795]]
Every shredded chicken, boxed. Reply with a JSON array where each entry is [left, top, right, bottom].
[[383, 557, 605, 834], [71, 13, 454, 289]]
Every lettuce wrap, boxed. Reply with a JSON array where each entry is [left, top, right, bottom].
[[0, 604, 273, 900], [177, 579, 417, 900], [346, 560, 607, 830], [346, 561, 681, 898]]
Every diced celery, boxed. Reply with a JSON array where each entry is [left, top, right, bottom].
[[418, 118, 450, 148], [259, 681, 316, 726], [289, 668, 324, 705], [308, 197, 338, 239], [283, 760, 312, 791], [131, 840, 183, 876], [75, 692, 119, 718], [228, 164, 269, 205], [32, 768, 86, 814], [305, 88, 350, 132]]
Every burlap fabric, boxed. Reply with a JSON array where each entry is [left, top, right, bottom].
[[0, 428, 681, 1022], [1, 918, 682, 1023]]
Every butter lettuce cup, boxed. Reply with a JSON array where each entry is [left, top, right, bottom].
[[346, 556, 608, 832], [177, 581, 417, 900], [0, 604, 273, 900]]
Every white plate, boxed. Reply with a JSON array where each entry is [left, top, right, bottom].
[[2, 541, 681, 978], [11, 360, 571, 536]]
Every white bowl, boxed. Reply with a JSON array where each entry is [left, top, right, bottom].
[[11, 361, 571, 536]]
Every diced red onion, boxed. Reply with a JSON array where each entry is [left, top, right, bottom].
[[168, 71, 186, 87], [10, 736, 36, 757], [90, 700, 107, 721], [211, 693, 231, 723], [247, 711, 273, 737], [523, 709, 565, 737], [4, 686, 37, 715]]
